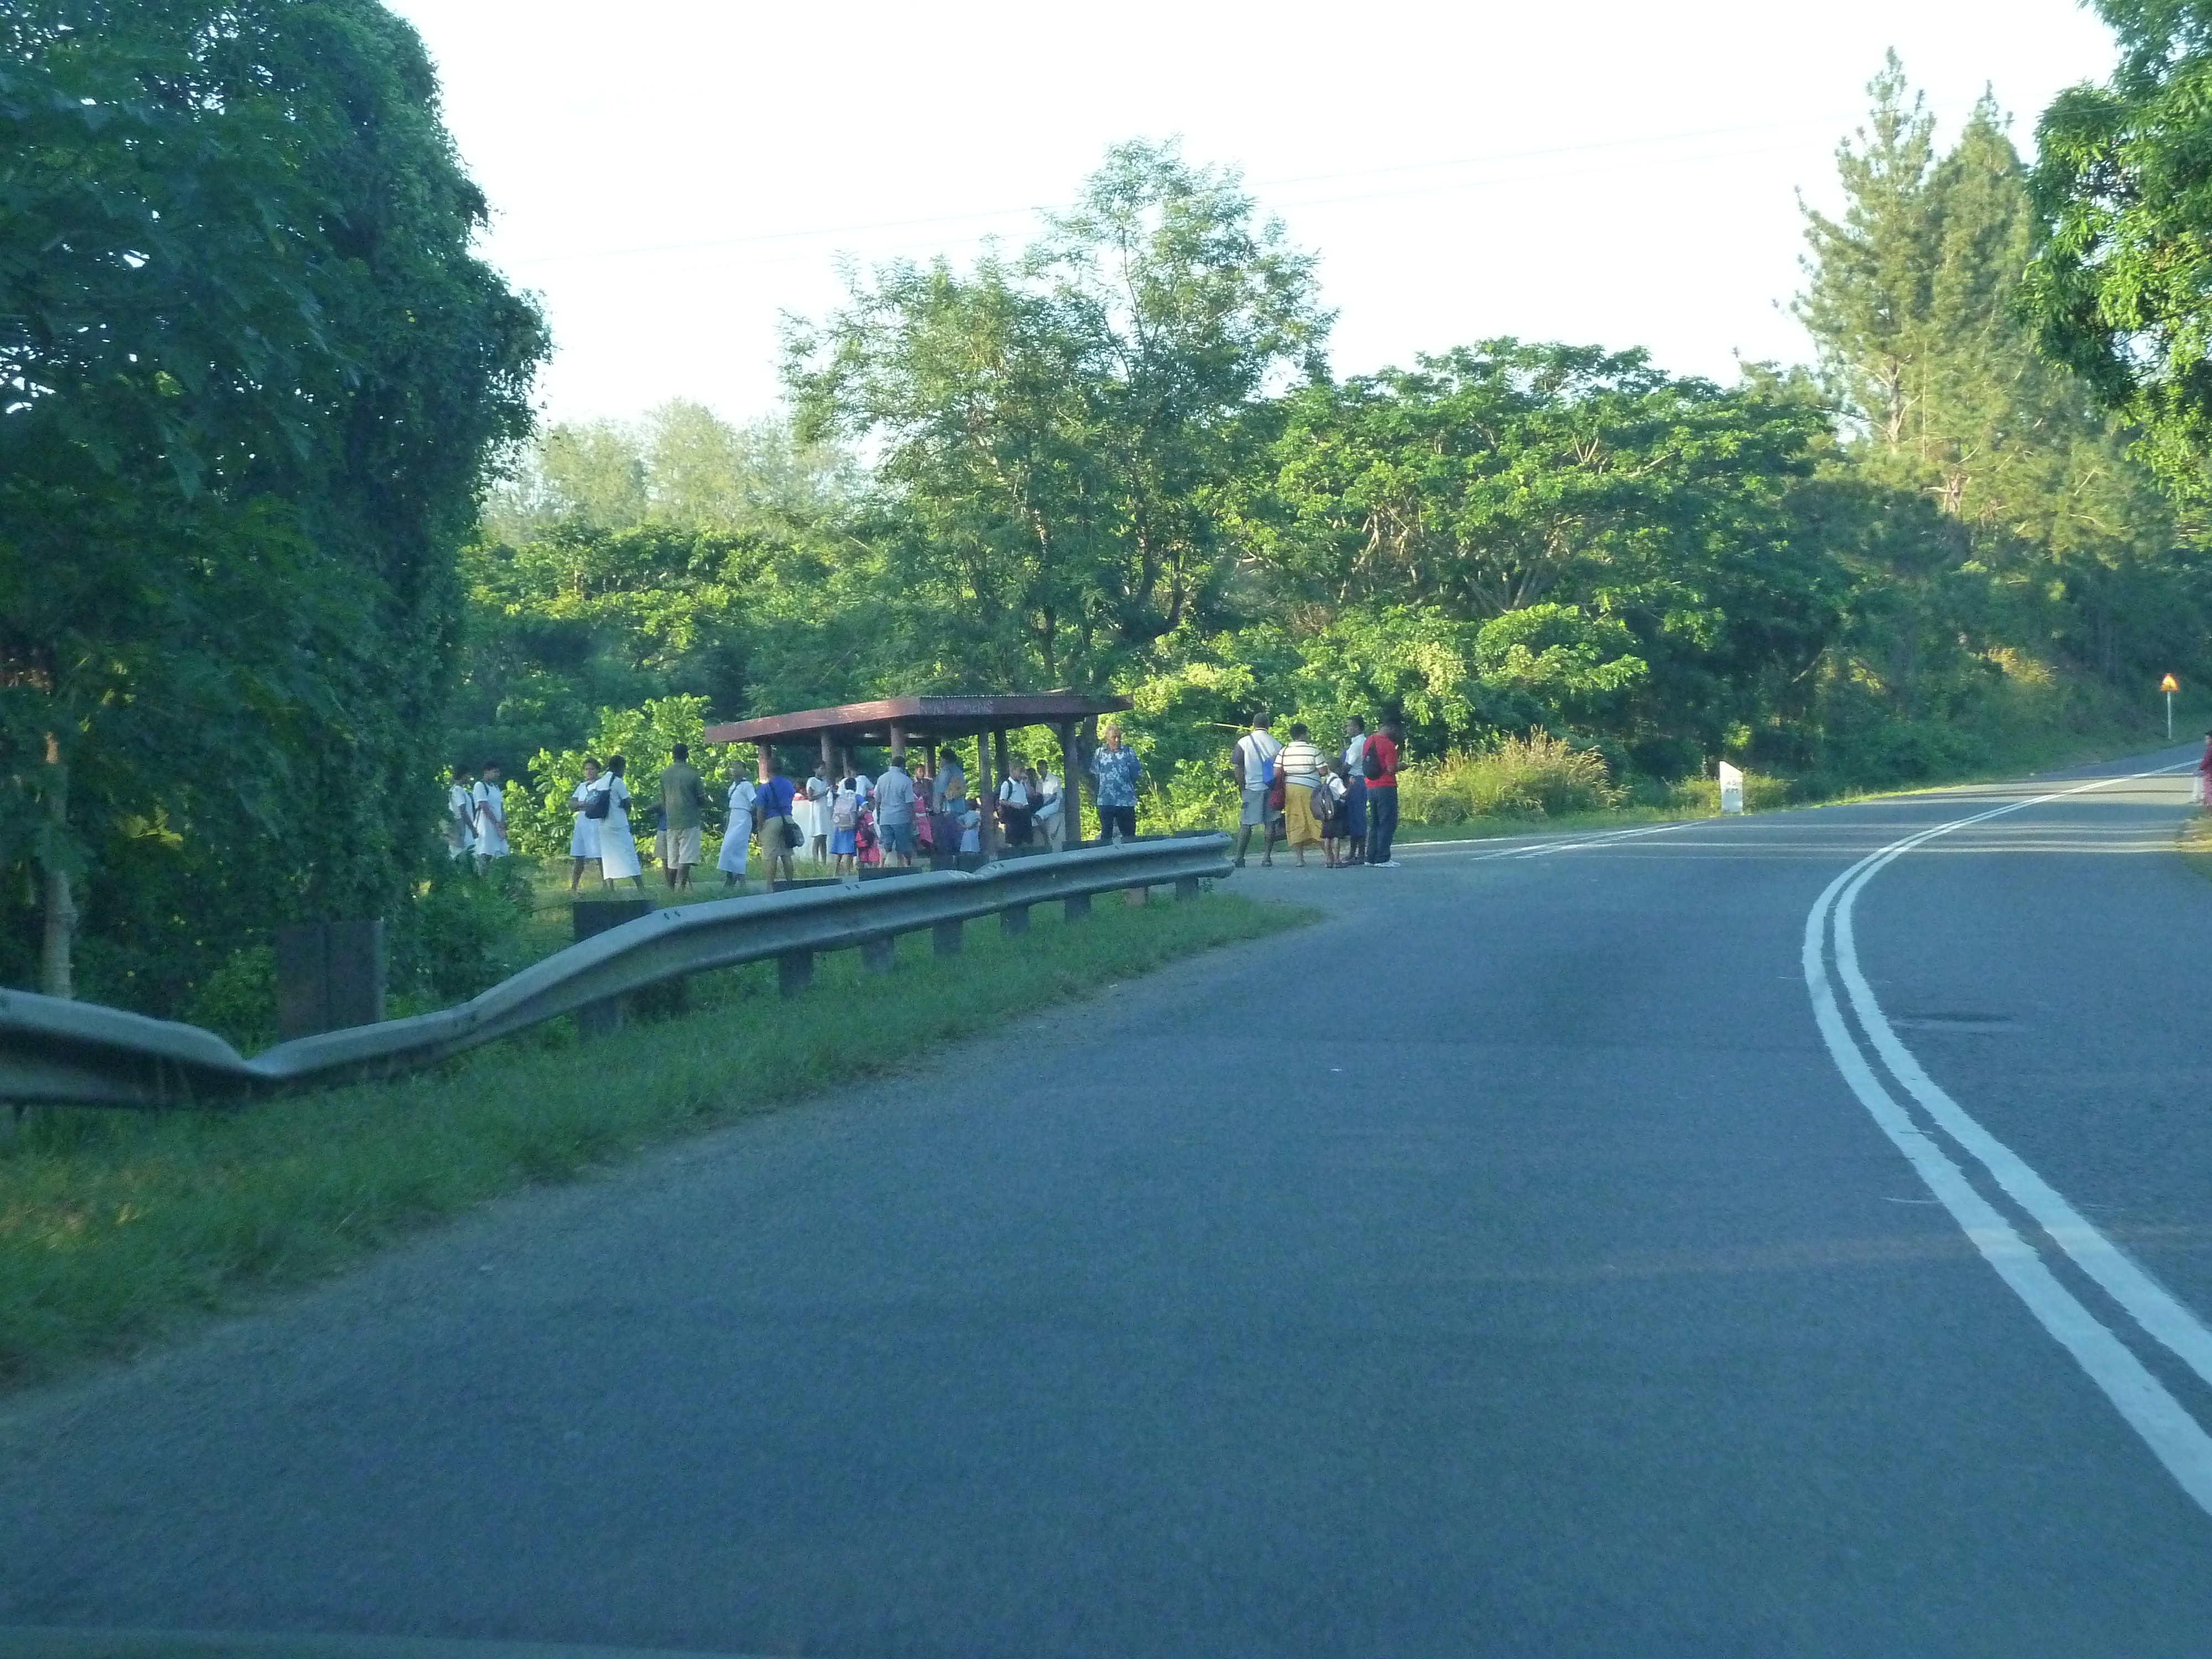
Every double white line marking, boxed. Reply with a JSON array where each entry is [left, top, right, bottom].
[[1403, 820, 1701, 862], [1804, 765, 2212, 1512]]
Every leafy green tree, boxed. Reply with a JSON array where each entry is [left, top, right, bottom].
[[482, 403, 852, 543], [2026, 1, 2212, 495], [1804, 53, 2198, 736], [788, 140, 1330, 693], [0, 0, 545, 1004]]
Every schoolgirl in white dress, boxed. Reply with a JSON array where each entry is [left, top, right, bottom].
[[596, 756, 644, 887], [718, 775, 757, 885]]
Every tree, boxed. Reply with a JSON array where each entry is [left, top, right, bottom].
[[0, 0, 545, 1003], [787, 140, 1331, 693], [1803, 54, 2194, 714], [2025, 1, 2212, 496], [481, 403, 853, 543]]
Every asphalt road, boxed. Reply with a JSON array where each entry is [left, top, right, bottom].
[[8, 750, 2212, 1657]]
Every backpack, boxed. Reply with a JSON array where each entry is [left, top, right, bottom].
[[1244, 735, 1276, 786], [1361, 738, 1385, 782], [583, 785, 611, 820], [833, 789, 859, 830]]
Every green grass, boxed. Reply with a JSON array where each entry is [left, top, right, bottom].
[[0, 888, 1305, 1389], [1377, 717, 2205, 849]]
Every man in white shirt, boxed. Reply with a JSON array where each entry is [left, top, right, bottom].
[[996, 764, 1031, 846], [1341, 716, 1371, 867], [1232, 717, 1282, 868]]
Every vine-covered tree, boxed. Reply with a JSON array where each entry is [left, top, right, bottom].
[[0, 0, 546, 1001]]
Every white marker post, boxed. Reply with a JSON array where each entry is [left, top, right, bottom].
[[2163, 672, 2179, 740], [1718, 761, 1745, 815]]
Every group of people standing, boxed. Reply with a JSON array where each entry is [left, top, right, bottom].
[[452, 721, 1157, 898], [1230, 712, 1404, 869], [445, 763, 509, 871], [553, 741, 1088, 895]]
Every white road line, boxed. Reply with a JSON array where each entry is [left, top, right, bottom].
[[1402, 818, 1707, 862], [1803, 764, 2212, 1514]]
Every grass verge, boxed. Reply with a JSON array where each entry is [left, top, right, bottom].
[[0, 889, 1305, 1389], [1384, 720, 2203, 848]]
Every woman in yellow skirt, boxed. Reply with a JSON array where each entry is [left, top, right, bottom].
[[1277, 722, 1326, 868]]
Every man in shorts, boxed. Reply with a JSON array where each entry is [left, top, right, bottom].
[[874, 755, 918, 867], [1232, 716, 1283, 868], [658, 742, 710, 891]]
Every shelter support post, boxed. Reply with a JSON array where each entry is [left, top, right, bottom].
[[993, 729, 1013, 853], [1056, 720, 1082, 848], [976, 729, 997, 859]]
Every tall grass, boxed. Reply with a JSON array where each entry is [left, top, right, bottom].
[[1397, 732, 1620, 824], [0, 890, 1302, 1386]]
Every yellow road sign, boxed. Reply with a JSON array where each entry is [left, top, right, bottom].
[[2163, 673, 2180, 693]]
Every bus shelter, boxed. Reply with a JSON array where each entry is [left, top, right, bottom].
[[701, 693, 1133, 858]]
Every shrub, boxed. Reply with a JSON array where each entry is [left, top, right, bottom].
[[1398, 732, 1619, 824], [387, 859, 538, 1013], [182, 945, 278, 1053], [1669, 771, 1795, 814], [1139, 758, 1240, 833]]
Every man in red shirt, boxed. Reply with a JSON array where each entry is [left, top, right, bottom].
[[1365, 714, 1403, 867]]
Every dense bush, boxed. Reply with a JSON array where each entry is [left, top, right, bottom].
[[1399, 734, 1621, 824]]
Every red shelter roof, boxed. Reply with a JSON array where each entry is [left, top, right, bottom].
[[702, 693, 1130, 748]]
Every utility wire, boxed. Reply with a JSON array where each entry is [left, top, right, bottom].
[[495, 113, 1850, 269]]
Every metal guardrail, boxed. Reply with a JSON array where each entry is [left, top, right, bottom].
[[0, 834, 1233, 1111]]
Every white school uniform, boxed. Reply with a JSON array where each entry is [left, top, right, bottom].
[[718, 779, 757, 877], [567, 779, 600, 857], [1035, 772, 1065, 849], [471, 780, 509, 858], [596, 778, 641, 880], [447, 783, 476, 857]]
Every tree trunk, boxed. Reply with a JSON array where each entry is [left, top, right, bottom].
[[38, 740, 74, 999]]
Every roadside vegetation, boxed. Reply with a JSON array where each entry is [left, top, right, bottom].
[[0, 889, 1302, 1387], [15, 18, 2212, 1036]]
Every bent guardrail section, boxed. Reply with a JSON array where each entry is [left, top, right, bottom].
[[0, 835, 1233, 1111]]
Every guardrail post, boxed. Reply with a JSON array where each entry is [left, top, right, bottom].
[[577, 996, 627, 1040], [1000, 904, 1029, 937], [779, 948, 814, 997], [932, 919, 963, 956], [1063, 891, 1091, 922], [1175, 875, 1201, 901], [862, 935, 896, 973]]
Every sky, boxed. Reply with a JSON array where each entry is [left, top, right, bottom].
[[384, 0, 2123, 428]]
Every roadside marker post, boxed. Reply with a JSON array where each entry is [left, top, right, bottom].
[[1718, 761, 1745, 815], [2163, 673, 2180, 739]]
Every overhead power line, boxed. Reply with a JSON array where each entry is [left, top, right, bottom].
[[494, 113, 1852, 270]]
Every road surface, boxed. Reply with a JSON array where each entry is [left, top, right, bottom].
[[7, 750, 2212, 1656]]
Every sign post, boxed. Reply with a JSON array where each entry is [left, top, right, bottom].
[[1717, 761, 1745, 816], [2163, 673, 2180, 740]]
